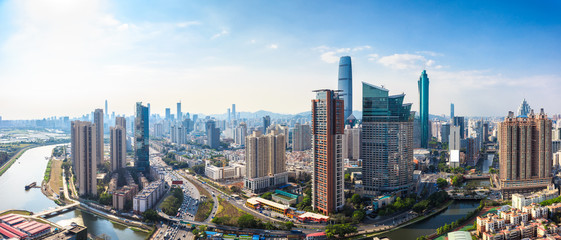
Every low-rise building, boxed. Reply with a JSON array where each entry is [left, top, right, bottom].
[[512, 184, 558, 209], [133, 180, 166, 213]]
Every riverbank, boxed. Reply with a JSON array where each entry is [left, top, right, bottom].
[[354, 200, 455, 239], [0, 144, 37, 176]]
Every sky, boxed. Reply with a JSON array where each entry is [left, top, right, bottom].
[[0, 0, 560, 120]]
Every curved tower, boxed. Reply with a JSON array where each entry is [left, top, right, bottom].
[[338, 56, 353, 120]]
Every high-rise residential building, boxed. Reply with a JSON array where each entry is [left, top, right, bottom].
[[94, 109, 104, 166], [518, 99, 532, 116], [244, 130, 288, 193], [342, 125, 361, 162], [499, 109, 552, 197], [453, 116, 466, 139], [263, 116, 271, 133], [170, 125, 187, 145], [205, 120, 220, 149], [71, 121, 97, 196], [165, 108, 171, 120], [361, 82, 414, 197], [449, 125, 461, 150], [135, 102, 150, 174], [292, 123, 312, 151], [235, 122, 247, 146], [110, 118, 126, 172], [338, 56, 353, 120], [450, 103, 454, 122], [418, 70, 430, 148], [311, 89, 345, 214], [177, 101, 182, 121]]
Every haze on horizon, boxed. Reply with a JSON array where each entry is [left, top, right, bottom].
[[0, 0, 560, 120]]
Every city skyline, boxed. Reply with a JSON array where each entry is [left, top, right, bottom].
[[0, 1, 560, 119]]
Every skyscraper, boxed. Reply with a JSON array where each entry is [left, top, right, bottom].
[[263, 115, 271, 133], [453, 116, 465, 139], [165, 108, 171, 120], [418, 70, 430, 148], [71, 121, 97, 196], [205, 120, 220, 149], [135, 102, 150, 174], [499, 109, 552, 197], [93, 109, 104, 166], [244, 130, 287, 193], [338, 56, 353, 120], [177, 101, 182, 120], [449, 125, 461, 151], [342, 125, 361, 162], [450, 103, 454, 122], [227, 108, 231, 125], [311, 89, 345, 214], [235, 122, 247, 146], [518, 99, 532, 116], [232, 104, 236, 122], [105, 100, 108, 119], [361, 82, 414, 197], [292, 123, 312, 151], [111, 118, 126, 171]]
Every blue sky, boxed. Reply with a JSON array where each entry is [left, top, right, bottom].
[[0, 0, 560, 119]]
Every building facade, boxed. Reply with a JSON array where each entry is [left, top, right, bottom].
[[205, 120, 220, 149], [94, 109, 104, 166], [71, 121, 97, 196], [244, 130, 288, 193], [499, 109, 552, 196], [311, 89, 345, 214], [135, 102, 150, 174], [110, 123, 126, 171], [338, 56, 353, 120], [361, 82, 414, 197], [292, 123, 312, 151], [418, 70, 430, 149]]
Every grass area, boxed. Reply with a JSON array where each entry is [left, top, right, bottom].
[[212, 196, 247, 226], [47, 159, 63, 196], [186, 178, 214, 222], [0, 210, 33, 216], [44, 158, 53, 182]]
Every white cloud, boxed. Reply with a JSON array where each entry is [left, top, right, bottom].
[[250, 39, 256, 44], [176, 21, 201, 28], [320, 52, 339, 63], [378, 53, 434, 70], [367, 53, 379, 61], [211, 29, 229, 39], [415, 50, 443, 57], [352, 45, 371, 51], [268, 44, 278, 49]]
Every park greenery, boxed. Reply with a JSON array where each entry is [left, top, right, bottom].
[[142, 209, 160, 222], [325, 223, 357, 238], [437, 178, 448, 189], [541, 195, 561, 206], [43, 159, 52, 182], [412, 191, 450, 214], [378, 196, 416, 216], [162, 152, 189, 169], [161, 187, 184, 216]]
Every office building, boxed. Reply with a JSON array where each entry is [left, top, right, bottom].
[[450, 103, 454, 122], [343, 125, 361, 161], [499, 109, 552, 197], [453, 116, 465, 139], [71, 121, 97, 196], [165, 108, 171, 120], [418, 70, 430, 148], [449, 125, 461, 151], [263, 115, 271, 133], [205, 161, 245, 181], [135, 102, 150, 174], [205, 120, 220, 149], [338, 56, 353, 120], [311, 89, 345, 214], [244, 130, 288, 193], [441, 123, 450, 144], [361, 82, 414, 197], [232, 104, 236, 122], [292, 123, 312, 151], [227, 108, 231, 125], [235, 122, 247, 146], [93, 109, 104, 165], [105, 100, 108, 119], [518, 99, 532, 116], [177, 101, 182, 120], [110, 118, 126, 171]]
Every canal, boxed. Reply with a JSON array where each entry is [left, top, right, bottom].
[[381, 200, 480, 240], [0, 144, 148, 240]]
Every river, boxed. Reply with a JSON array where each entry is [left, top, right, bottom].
[[0, 144, 148, 240], [381, 200, 480, 240]]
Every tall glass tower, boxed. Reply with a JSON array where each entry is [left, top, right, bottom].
[[135, 102, 150, 174], [338, 56, 352, 120], [418, 70, 430, 148]]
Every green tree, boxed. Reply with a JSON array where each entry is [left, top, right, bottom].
[[283, 221, 294, 230], [261, 192, 273, 200], [350, 194, 362, 206], [352, 210, 365, 223], [142, 209, 160, 222], [326, 224, 357, 238], [437, 178, 448, 189], [344, 173, 351, 182], [99, 193, 112, 205], [238, 214, 257, 228]]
